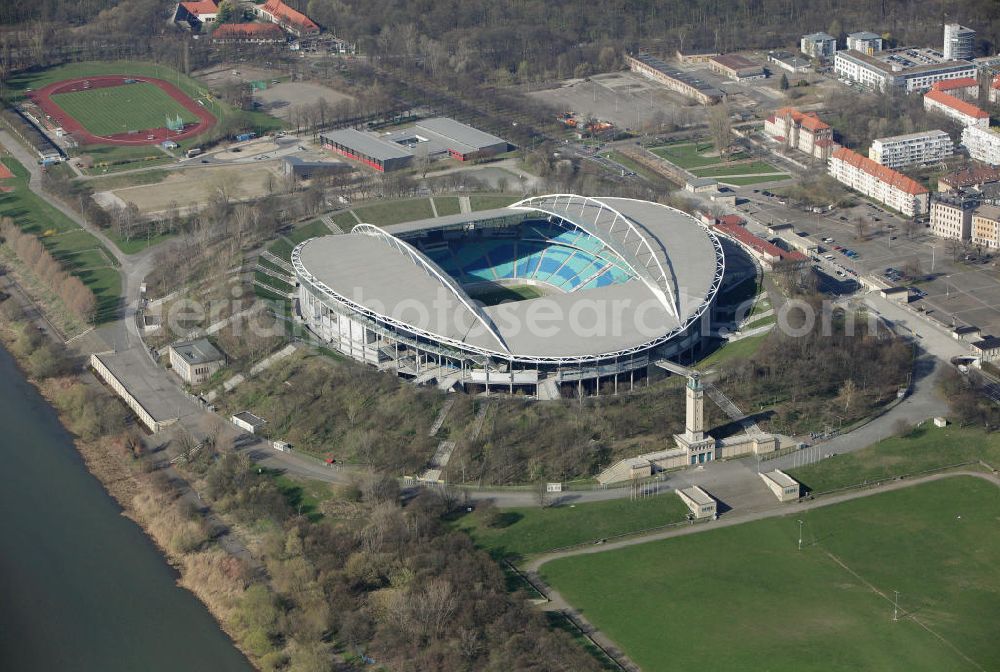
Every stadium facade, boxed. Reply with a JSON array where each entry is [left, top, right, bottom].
[[292, 195, 725, 398]]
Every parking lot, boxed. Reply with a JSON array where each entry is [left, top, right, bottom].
[[739, 192, 1000, 337]]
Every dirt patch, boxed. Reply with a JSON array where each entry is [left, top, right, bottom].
[[254, 81, 354, 121], [100, 161, 284, 215]]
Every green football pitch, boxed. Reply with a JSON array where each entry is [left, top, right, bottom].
[[50, 82, 198, 137], [541, 477, 1000, 672]]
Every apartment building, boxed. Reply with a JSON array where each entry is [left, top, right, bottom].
[[929, 77, 980, 100], [972, 204, 1000, 248], [801, 32, 837, 59], [924, 89, 990, 128], [962, 126, 1000, 166], [846, 31, 882, 55], [763, 107, 835, 160], [828, 148, 930, 217], [868, 130, 954, 168], [834, 48, 976, 92], [938, 163, 1000, 191], [991, 74, 1000, 105], [930, 194, 978, 240], [943, 24, 975, 61]]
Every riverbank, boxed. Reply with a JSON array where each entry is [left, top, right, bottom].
[[0, 297, 260, 670]]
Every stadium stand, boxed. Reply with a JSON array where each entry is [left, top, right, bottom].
[[413, 220, 637, 291]]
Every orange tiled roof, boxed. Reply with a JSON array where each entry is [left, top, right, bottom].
[[772, 106, 830, 132], [992, 74, 1000, 90], [925, 89, 989, 119], [212, 22, 284, 38], [930, 77, 979, 92], [831, 148, 929, 195], [262, 0, 318, 32], [180, 0, 217, 16]]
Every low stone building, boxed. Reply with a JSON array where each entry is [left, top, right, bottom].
[[168, 338, 225, 385]]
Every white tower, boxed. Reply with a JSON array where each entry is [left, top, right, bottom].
[[944, 24, 975, 61]]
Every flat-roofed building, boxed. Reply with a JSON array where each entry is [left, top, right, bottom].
[[924, 89, 990, 128], [763, 107, 835, 160], [972, 336, 1000, 363], [625, 52, 724, 105], [408, 117, 508, 162], [801, 32, 837, 59], [168, 338, 225, 385], [944, 23, 975, 61], [972, 204, 1000, 248], [930, 194, 978, 241], [829, 148, 931, 217], [677, 486, 717, 519], [991, 74, 1000, 105], [846, 31, 883, 55], [834, 48, 976, 93], [709, 54, 766, 81], [951, 325, 982, 341], [869, 130, 954, 168], [320, 128, 413, 172], [962, 126, 1000, 166], [767, 50, 812, 73], [760, 469, 800, 501], [675, 48, 719, 64]]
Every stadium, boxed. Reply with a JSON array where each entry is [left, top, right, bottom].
[[292, 194, 725, 398]]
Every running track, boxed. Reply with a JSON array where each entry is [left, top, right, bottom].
[[27, 75, 216, 146]]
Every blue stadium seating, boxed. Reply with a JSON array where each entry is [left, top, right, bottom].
[[413, 224, 635, 292]]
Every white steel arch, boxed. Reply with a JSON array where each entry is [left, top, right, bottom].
[[349, 223, 511, 354], [511, 194, 679, 319]]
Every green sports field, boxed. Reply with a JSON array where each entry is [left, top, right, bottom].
[[541, 477, 1000, 672], [50, 82, 198, 137]]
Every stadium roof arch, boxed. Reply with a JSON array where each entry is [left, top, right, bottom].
[[292, 195, 725, 364]]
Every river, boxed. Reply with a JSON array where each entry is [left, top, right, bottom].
[[0, 345, 253, 671]]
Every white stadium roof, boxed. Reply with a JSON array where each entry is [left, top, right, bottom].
[[293, 195, 724, 363]]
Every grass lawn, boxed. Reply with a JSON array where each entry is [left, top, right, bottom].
[[465, 284, 544, 306], [692, 160, 782, 177], [789, 426, 1000, 494], [266, 237, 295, 262], [717, 174, 791, 186], [541, 477, 1000, 672], [355, 197, 435, 225], [272, 473, 334, 522], [432, 196, 462, 216], [255, 271, 293, 294], [80, 144, 174, 174], [650, 141, 744, 169], [330, 210, 357, 231], [602, 151, 665, 183], [85, 168, 170, 191], [287, 219, 332, 245], [456, 495, 690, 559], [51, 82, 198, 137], [0, 155, 121, 322], [695, 332, 770, 370], [105, 230, 175, 254], [469, 194, 520, 211]]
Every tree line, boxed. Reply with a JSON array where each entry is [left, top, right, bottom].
[[0, 217, 97, 323]]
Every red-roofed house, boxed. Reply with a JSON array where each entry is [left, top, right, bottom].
[[711, 219, 808, 270], [173, 0, 218, 29], [924, 89, 989, 128], [212, 22, 285, 43], [829, 147, 930, 217], [990, 74, 1000, 105], [763, 107, 836, 160], [930, 77, 979, 100], [255, 0, 319, 37]]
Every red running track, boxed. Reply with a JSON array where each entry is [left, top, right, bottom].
[[27, 75, 217, 146]]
